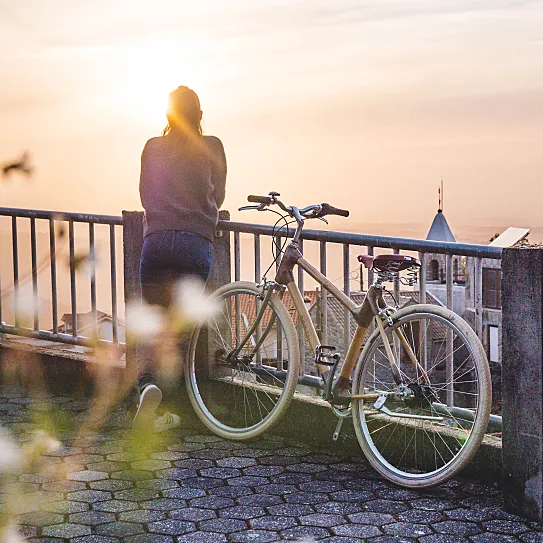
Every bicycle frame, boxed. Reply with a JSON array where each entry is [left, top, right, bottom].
[[232, 239, 431, 398]]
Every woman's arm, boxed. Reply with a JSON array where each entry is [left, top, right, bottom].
[[139, 140, 152, 209], [205, 136, 227, 208]]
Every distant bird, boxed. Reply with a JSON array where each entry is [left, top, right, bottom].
[[2, 151, 34, 178]]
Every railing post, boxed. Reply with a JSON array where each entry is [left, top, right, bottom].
[[201, 211, 232, 377], [418, 252, 428, 369], [502, 247, 543, 521], [122, 211, 144, 382], [122, 210, 231, 384], [209, 210, 231, 292], [446, 254, 454, 406], [474, 256, 483, 340]]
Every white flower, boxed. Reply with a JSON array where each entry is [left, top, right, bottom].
[[2, 525, 27, 543], [171, 278, 218, 324], [29, 430, 61, 454], [0, 431, 21, 472], [22, 430, 62, 468], [13, 287, 38, 327], [125, 301, 165, 343]]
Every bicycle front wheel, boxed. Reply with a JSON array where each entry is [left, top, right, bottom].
[[186, 281, 300, 440], [352, 304, 491, 488]]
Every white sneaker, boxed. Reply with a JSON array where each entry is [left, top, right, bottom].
[[133, 384, 162, 431], [154, 411, 181, 433]]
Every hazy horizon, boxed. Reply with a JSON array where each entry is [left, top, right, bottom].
[[1, 1, 542, 233]]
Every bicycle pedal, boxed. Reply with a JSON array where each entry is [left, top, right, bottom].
[[316, 345, 340, 367]]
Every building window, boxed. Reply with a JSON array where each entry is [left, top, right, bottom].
[[430, 260, 439, 281], [488, 325, 499, 363], [482, 268, 501, 309]]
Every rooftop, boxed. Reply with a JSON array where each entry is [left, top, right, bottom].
[[327, 289, 446, 340], [426, 210, 456, 243]]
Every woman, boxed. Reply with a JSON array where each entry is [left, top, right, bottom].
[[134, 86, 227, 432]]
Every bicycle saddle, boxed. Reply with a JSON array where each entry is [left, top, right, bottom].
[[358, 254, 421, 272]]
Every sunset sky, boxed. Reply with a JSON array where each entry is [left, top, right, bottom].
[[1, 1, 542, 239]]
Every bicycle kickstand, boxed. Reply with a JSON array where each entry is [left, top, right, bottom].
[[333, 418, 344, 441]]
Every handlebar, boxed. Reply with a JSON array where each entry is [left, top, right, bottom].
[[316, 203, 350, 218], [247, 195, 272, 205], [240, 192, 349, 243], [244, 194, 349, 220]]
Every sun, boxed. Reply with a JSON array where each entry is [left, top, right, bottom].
[[107, 44, 211, 126]]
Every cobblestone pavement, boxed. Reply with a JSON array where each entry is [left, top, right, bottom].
[[0, 386, 541, 542]]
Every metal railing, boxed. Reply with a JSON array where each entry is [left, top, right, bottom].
[[0, 208, 503, 428], [0, 207, 124, 349]]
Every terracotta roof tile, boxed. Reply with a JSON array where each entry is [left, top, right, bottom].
[[60, 310, 115, 333], [326, 290, 446, 342], [235, 290, 317, 327]]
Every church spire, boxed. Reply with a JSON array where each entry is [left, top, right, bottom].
[[427, 177, 455, 242], [438, 175, 443, 213]]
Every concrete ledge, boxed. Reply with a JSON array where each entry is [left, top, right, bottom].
[[0, 340, 126, 396], [0, 343, 502, 487]]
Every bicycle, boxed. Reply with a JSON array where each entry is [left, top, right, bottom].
[[186, 192, 491, 488]]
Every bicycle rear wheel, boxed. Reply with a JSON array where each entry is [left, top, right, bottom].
[[352, 304, 491, 488], [186, 281, 300, 440]]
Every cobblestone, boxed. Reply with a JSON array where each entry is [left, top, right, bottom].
[[0, 385, 540, 542], [42, 523, 92, 538], [95, 521, 144, 537], [148, 519, 195, 535], [68, 512, 116, 526]]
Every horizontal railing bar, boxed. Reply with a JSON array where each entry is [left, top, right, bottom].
[[0, 323, 126, 350], [0, 207, 122, 225], [220, 220, 502, 259], [250, 365, 323, 390], [0, 208, 501, 258], [432, 403, 502, 433], [298, 373, 324, 390]]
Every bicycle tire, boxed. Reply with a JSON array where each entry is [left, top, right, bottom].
[[352, 304, 491, 488], [186, 281, 301, 440]]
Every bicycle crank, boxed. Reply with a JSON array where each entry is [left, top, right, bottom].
[[331, 405, 351, 441]]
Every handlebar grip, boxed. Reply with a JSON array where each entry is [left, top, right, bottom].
[[319, 203, 350, 218], [247, 195, 272, 205]]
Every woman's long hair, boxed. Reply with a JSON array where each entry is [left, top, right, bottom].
[[162, 86, 202, 140]]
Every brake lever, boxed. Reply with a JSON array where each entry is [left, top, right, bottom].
[[317, 216, 328, 225], [238, 205, 265, 212]]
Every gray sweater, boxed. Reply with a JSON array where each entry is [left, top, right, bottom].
[[139, 134, 227, 241]]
